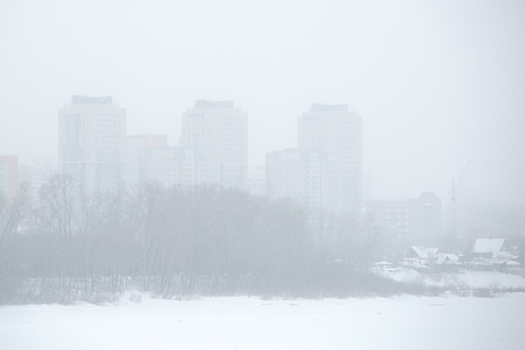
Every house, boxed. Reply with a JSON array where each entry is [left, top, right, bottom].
[[470, 238, 520, 270], [434, 253, 461, 266], [406, 246, 440, 260], [403, 246, 440, 267], [471, 239, 512, 259], [404, 246, 465, 270]]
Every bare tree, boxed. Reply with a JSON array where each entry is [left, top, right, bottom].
[[35, 174, 77, 237], [0, 184, 30, 253]]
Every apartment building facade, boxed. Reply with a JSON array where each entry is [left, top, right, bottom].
[[58, 96, 126, 194], [181, 100, 248, 190], [266, 104, 362, 217]]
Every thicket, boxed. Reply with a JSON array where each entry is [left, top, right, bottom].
[[0, 174, 390, 304]]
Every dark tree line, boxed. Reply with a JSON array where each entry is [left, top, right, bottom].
[[0, 174, 390, 304]]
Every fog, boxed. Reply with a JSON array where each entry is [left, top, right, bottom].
[[1, 0, 524, 205]]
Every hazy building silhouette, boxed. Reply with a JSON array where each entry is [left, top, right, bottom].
[[124, 134, 168, 185], [142, 146, 204, 188], [181, 100, 248, 190], [298, 104, 362, 216], [248, 166, 266, 196], [18, 155, 55, 204], [365, 192, 442, 245], [0, 156, 18, 199], [266, 104, 362, 217], [266, 149, 306, 201], [58, 96, 126, 194]]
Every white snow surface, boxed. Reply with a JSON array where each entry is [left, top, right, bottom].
[[376, 267, 525, 289], [1, 293, 525, 349]]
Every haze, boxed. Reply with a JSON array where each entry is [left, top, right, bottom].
[[1, 0, 524, 206]]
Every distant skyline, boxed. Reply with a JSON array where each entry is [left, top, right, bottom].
[[1, 0, 524, 206]]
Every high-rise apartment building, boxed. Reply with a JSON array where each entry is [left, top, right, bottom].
[[266, 104, 362, 217], [298, 104, 362, 216], [181, 100, 248, 190], [266, 149, 306, 201], [141, 146, 203, 188], [58, 96, 126, 194], [124, 134, 168, 185], [0, 156, 18, 199]]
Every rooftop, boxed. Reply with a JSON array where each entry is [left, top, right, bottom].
[[309, 104, 348, 112], [194, 100, 234, 109], [71, 96, 113, 105], [472, 238, 507, 254]]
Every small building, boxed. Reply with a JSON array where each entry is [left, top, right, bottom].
[[434, 253, 461, 266], [406, 246, 440, 260], [469, 238, 519, 270], [404, 246, 463, 270], [403, 246, 440, 268], [471, 238, 512, 259]]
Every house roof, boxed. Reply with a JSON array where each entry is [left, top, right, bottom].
[[435, 254, 460, 265], [408, 246, 439, 260], [471, 239, 507, 255]]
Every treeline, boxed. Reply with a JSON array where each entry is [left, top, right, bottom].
[[0, 174, 391, 304]]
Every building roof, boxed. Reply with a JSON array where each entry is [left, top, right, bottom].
[[194, 100, 234, 109], [407, 246, 439, 260], [471, 239, 508, 255], [72, 95, 112, 105], [435, 254, 460, 265], [309, 103, 348, 112]]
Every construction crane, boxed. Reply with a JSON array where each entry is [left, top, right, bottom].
[[450, 160, 472, 237]]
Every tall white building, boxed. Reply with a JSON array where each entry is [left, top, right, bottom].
[[181, 100, 248, 190], [298, 104, 362, 216], [124, 134, 167, 185], [266, 149, 305, 201], [143, 146, 204, 188], [266, 104, 362, 217], [59, 96, 126, 194]]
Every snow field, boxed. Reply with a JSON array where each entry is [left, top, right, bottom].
[[1, 294, 525, 350]]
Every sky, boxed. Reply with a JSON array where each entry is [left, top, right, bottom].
[[1, 0, 524, 205]]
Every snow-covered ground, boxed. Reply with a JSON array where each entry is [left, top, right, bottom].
[[1, 293, 525, 349], [375, 266, 525, 290]]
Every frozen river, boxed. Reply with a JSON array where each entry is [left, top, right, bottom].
[[1, 294, 524, 349]]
